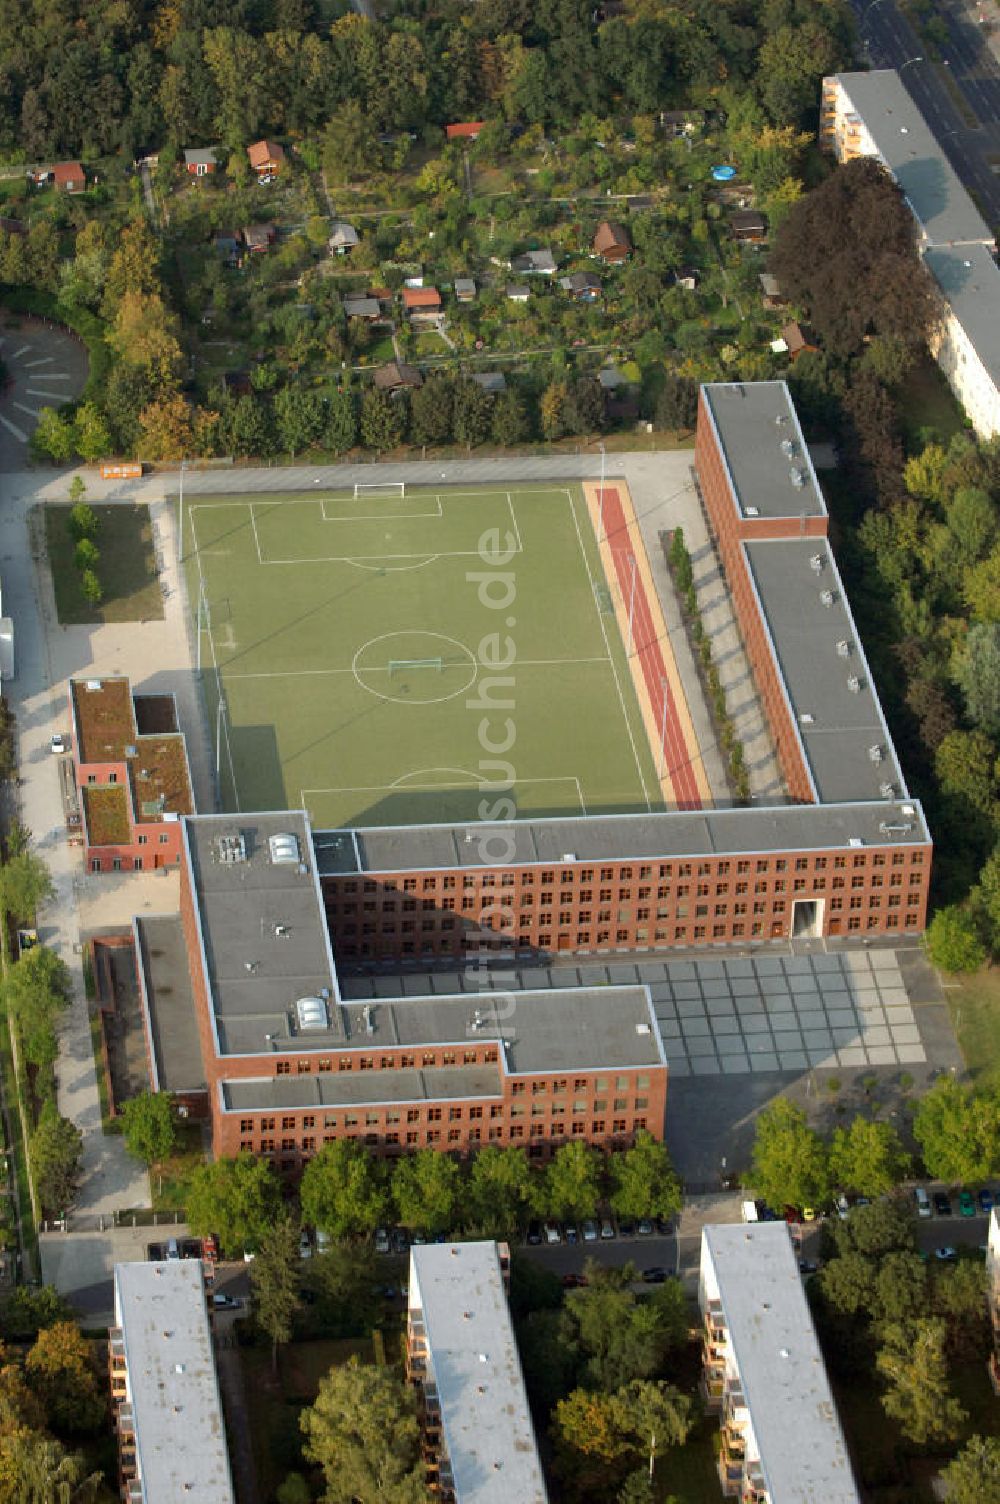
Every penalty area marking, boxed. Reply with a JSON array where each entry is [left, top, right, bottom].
[[300, 773, 588, 816], [243, 493, 525, 566]]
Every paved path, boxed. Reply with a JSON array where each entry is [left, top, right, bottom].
[[0, 467, 216, 1216]]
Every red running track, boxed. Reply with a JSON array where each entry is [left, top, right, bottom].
[[599, 487, 703, 810]]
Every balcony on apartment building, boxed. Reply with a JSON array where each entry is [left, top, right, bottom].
[[108, 1330, 128, 1401], [718, 1421, 748, 1496], [741, 1463, 770, 1504]]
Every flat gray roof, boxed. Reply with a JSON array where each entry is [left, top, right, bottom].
[[341, 985, 664, 1071], [216, 986, 661, 1094], [410, 1242, 547, 1504], [222, 1063, 501, 1111], [113, 1261, 234, 1504], [702, 1223, 859, 1503], [744, 537, 907, 804], [925, 243, 1000, 386], [136, 915, 205, 1093], [316, 798, 929, 877], [831, 71, 993, 248], [701, 382, 827, 520], [183, 812, 341, 1057]]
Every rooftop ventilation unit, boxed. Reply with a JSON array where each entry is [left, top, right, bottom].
[[216, 833, 247, 864], [363, 1004, 375, 1035], [269, 831, 300, 865], [820, 589, 835, 608], [799, 712, 815, 725], [562, 853, 577, 862], [880, 781, 895, 799], [774, 413, 788, 425], [848, 837, 864, 848], [745, 505, 760, 517], [810, 554, 824, 573], [85, 679, 102, 692], [868, 744, 883, 764], [125, 744, 137, 758], [780, 438, 795, 457], [880, 822, 913, 835], [901, 803, 916, 817], [847, 675, 861, 693], [790, 467, 805, 488], [836, 639, 850, 657], [295, 996, 328, 1032]]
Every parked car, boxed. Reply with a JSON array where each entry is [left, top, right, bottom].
[[934, 1246, 958, 1261], [298, 1230, 312, 1261], [411, 1229, 427, 1246], [49, 733, 67, 755], [543, 1222, 562, 1245], [561, 1272, 588, 1289], [783, 1206, 802, 1225], [835, 1193, 850, 1221], [212, 1293, 242, 1309], [390, 1229, 408, 1256], [618, 1218, 636, 1239], [979, 1188, 995, 1215], [655, 1217, 672, 1236], [582, 1219, 599, 1243], [600, 1219, 616, 1240], [802, 1206, 817, 1223], [526, 1220, 542, 1246], [914, 1186, 932, 1219], [959, 1189, 976, 1217], [374, 1227, 390, 1255], [637, 1218, 654, 1237], [201, 1234, 218, 1261], [564, 1222, 579, 1246], [315, 1227, 331, 1253], [642, 1266, 668, 1284], [933, 1192, 953, 1217], [798, 1259, 820, 1275]]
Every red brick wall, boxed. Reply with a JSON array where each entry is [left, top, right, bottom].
[[322, 845, 931, 961], [212, 1056, 667, 1170]]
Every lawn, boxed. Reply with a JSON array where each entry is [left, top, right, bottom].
[[150, 1119, 207, 1211], [898, 354, 968, 452], [946, 965, 1000, 1090], [182, 481, 662, 828], [240, 1337, 375, 1499], [44, 503, 163, 624]]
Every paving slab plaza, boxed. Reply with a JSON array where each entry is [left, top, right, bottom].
[[341, 947, 936, 1076]]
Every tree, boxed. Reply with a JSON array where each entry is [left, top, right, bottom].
[[185, 1154, 281, 1255], [565, 378, 604, 437], [325, 389, 357, 454], [540, 380, 568, 441], [360, 388, 406, 451], [876, 1318, 967, 1445], [79, 570, 102, 607], [107, 292, 183, 394], [465, 1146, 537, 1235], [225, 395, 276, 458], [137, 394, 194, 461], [542, 1141, 602, 1221], [871, 1250, 930, 1323], [564, 1264, 684, 1391], [30, 409, 76, 464], [925, 905, 987, 973], [492, 389, 530, 446], [817, 1250, 877, 1317], [769, 158, 935, 359], [933, 1259, 990, 1354], [250, 1216, 301, 1370], [73, 540, 99, 573], [25, 1322, 104, 1434], [274, 387, 326, 456], [828, 1118, 909, 1198], [655, 375, 698, 432], [616, 1379, 694, 1474], [833, 1197, 917, 1261], [72, 405, 111, 464], [957, 623, 1000, 735], [965, 541, 1000, 621], [750, 1098, 829, 1210], [120, 1092, 175, 1169], [451, 377, 493, 448], [1, 946, 71, 1070], [913, 1076, 1000, 1183], [408, 375, 453, 447], [935, 730, 999, 819], [300, 1356, 427, 1504], [300, 1139, 389, 1241], [942, 1435, 1000, 1504], [391, 1148, 461, 1234], [608, 1131, 681, 1222], [0, 1426, 101, 1502], [31, 1110, 84, 1216], [0, 1285, 71, 1342]]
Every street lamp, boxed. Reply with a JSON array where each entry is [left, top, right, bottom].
[[215, 693, 227, 781], [177, 457, 187, 567]]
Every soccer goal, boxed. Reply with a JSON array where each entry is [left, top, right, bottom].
[[353, 481, 406, 499]]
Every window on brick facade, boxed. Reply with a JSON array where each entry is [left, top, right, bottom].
[[276, 1061, 290, 1075]]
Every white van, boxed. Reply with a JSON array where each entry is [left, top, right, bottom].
[[741, 1200, 759, 1224], [914, 1186, 932, 1218]]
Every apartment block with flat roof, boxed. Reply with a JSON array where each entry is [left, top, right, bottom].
[[699, 1222, 860, 1504], [110, 1260, 233, 1504], [407, 1240, 547, 1503]]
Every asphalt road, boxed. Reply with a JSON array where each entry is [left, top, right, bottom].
[[852, 0, 1000, 226]]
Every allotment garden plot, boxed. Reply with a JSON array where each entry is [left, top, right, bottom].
[[183, 483, 661, 829]]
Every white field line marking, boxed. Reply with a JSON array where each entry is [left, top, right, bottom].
[[26, 389, 68, 399], [25, 372, 72, 381], [189, 504, 240, 810], [0, 413, 27, 442], [10, 344, 30, 358], [563, 488, 652, 811], [24, 356, 54, 367], [223, 655, 612, 680], [301, 774, 585, 801], [12, 402, 42, 418]]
